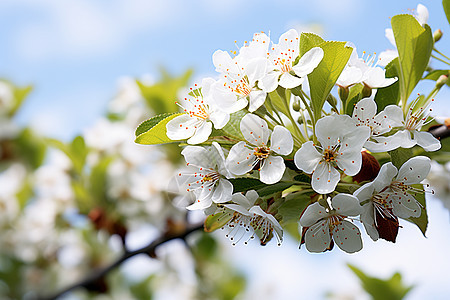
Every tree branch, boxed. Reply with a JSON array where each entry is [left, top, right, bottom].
[[38, 223, 204, 300]]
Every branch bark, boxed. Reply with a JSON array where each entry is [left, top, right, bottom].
[[38, 223, 204, 300]]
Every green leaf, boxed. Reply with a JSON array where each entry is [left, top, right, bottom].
[[348, 264, 414, 300], [344, 83, 364, 115], [443, 0, 450, 25], [299, 32, 325, 57], [14, 128, 47, 169], [135, 112, 178, 137], [388, 147, 413, 169], [204, 212, 232, 232], [278, 193, 311, 224], [11, 85, 33, 116], [210, 110, 245, 141], [406, 186, 428, 236], [137, 68, 193, 115], [257, 181, 295, 197], [135, 113, 184, 145], [308, 41, 353, 123], [374, 58, 401, 112], [391, 14, 433, 103], [89, 156, 114, 206]]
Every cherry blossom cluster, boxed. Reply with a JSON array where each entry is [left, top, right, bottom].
[[163, 19, 443, 253]]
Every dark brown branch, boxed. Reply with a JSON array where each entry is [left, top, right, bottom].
[[38, 223, 204, 300], [429, 124, 450, 140]]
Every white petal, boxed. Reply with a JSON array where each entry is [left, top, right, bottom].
[[270, 126, 293, 155], [331, 194, 362, 216], [360, 202, 379, 241], [353, 183, 375, 203], [397, 156, 431, 185], [364, 67, 397, 88], [299, 202, 328, 227], [336, 149, 362, 176], [416, 4, 429, 25], [304, 220, 331, 253], [311, 161, 340, 194], [279, 72, 304, 89], [292, 47, 324, 77], [373, 162, 398, 192], [385, 28, 396, 47], [187, 121, 212, 144], [316, 114, 356, 149], [209, 108, 230, 129], [294, 141, 322, 174], [259, 71, 280, 93], [377, 49, 398, 67], [336, 66, 363, 87], [226, 141, 255, 175], [210, 82, 248, 113], [166, 114, 198, 141], [260, 155, 285, 184], [211, 178, 233, 203], [211, 142, 230, 177], [224, 203, 251, 216], [390, 193, 421, 218], [246, 57, 268, 84], [383, 105, 404, 127], [213, 50, 238, 73], [231, 192, 253, 209], [181, 146, 211, 168], [352, 98, 377, 123], [339, 125, 371, 153], [245, 190, 259, 206], [248, 90, 267, 112], [414, 131, 441, 152], [187, 190, 213, 210], [240, 113, 271, 146], [333, 220, 363, 253]]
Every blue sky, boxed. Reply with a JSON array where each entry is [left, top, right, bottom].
[[1, 0, 449, 138], [1, 1, 450, 298]]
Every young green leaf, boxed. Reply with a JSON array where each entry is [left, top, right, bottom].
[[308, 41, 353, 123], [278, 193, 311, 224], [135, 113, 184, 145], [391, 14, 433, 104], [299, 32, 325, 57], [204, 212, 232, 233], [374, 58, 401, 112], [443, 0, 450, 25]]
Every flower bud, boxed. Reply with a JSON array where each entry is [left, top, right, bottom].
[[436, 74, 448, 89], [353, 150, 381, 183], [326, 94, 338, 109], [433, 29, 443, 42], [292, 96, 301, 111], [338, 86, 349, 102], [362, 84, 372, 98]]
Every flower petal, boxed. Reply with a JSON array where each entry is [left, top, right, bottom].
[[211, 178, 233, 203], [187, 121, 212, 144], [390, 193, 421, 218], [316, 114, 356, 149], [304, 220, 331, 253], [259, 71, 280, 93], [270, 125, 293, 155], [166, 114, 197, 140], [226, 141, 255, 175], [331, 193, 362, 216], [210, 82, 248, 113], [299, 202, 328, 227], [260, 155, 285, 184], [240, 113, 270, 146], [279, 72, 304, 89], [311, 161, 340, 194], [336, 149, 363, 176], [333, 220, 363, 253], [360, 202, 379, 241], [294, 141, 322, 174], [373, 162, 398, 192], [213, 50, 239, 73], [352, 97, 377, 123], [248, 90, 267, 112], [246, 57, 268, 85], [209, 108, 230, 129], [245, 190, 259, 206], [181, 145, 211, 168], [397, 156, 431, 185], [231, 192, 253, 209], [414, 131, 441, 152], [292, 47, 324, 77], [353, 183, 375, 203]]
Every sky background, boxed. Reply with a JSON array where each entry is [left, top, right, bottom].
[[1, 0, 450, 299]]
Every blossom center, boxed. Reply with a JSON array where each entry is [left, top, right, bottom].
[[254, 146, 271, 160], [201, 171, 220, 183], [323, 149, 336, 163]]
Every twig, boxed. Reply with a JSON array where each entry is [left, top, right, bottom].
[[38, 223, 204, 300]]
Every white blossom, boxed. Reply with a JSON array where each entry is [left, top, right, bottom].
[[300, 194, 363, 253], [294, 114, 370, 194], [226, 114, 293, 184]]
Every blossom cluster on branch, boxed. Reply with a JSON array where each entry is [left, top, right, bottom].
[[135, 4, 450, 253]]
